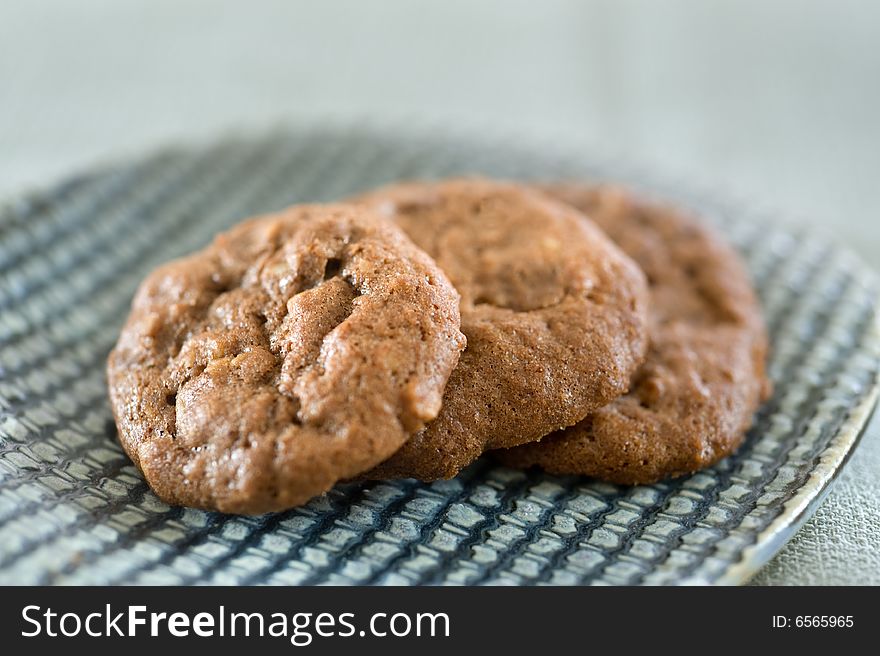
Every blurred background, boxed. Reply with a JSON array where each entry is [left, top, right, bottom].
[[2, 0, 878, 584], [3, 0, 879, 259]]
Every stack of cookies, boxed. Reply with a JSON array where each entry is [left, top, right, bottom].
[[108, 179, 770, 514]]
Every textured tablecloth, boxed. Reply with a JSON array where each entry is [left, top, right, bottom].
[[2, 0, 878, 585]]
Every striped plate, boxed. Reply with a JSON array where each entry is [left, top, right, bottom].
[[1, 124, 877, 585]]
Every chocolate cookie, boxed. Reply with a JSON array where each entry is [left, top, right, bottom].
[[107, 204, 466, 514], [498, 185, 771, 483], [355, 179, 650, 480]]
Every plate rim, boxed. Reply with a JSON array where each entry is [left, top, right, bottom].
[[709, 378, 879, 585]]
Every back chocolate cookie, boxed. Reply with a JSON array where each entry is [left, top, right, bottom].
[[498, 184, 771, 483]]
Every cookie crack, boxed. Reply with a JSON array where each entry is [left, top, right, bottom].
[[272, 271, 360, 422], [323, 257, 342, 280]]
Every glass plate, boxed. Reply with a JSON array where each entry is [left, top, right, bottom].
[[1, 124, 877, 585]]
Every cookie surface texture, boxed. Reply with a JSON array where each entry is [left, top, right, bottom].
[[108, 204, 466, 514], [498, 184, 771, 483], [357, 179, 650, 480]]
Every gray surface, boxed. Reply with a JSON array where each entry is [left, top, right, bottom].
[[2, 0, 879, 584]]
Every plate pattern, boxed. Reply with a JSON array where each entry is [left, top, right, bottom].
[[0, 127, 877, 585]]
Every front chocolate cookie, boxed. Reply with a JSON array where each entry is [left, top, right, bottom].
[[498, 185, 771, 483], [107, 204, 465, 514], [355, 179, 650, 480]]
